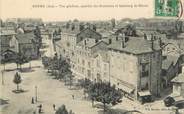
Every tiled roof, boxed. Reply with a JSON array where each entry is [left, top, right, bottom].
[[76, 28, 102, 39], [108, 37, 161, 54], [77, 40, 108, 49], [172, 73, 184, 83], [0, 29, 16, 36], [16, 32, 35, 44]]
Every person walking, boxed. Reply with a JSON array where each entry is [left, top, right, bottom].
[[31, 97, 34, 104], [72, 95, 74, 100], [53, 104, 56, 110]]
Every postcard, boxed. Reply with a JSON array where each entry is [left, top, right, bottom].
[[0, 0, 184, 114]]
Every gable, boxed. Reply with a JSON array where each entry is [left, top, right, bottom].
[[77, 28, 102, 40]]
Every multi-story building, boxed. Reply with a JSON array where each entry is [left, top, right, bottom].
[[74, 39, 108, 81], [54, 27, 164, 103], [108, 33, 162, 101]]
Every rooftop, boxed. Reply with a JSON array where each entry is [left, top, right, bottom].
[[162, 55, 179, 70], [16, 32, 35, 44], [108, 37, 161, 55], [172, 73, 184, 83]]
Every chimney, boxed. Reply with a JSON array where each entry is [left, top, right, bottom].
[[119, 33, 125, 48]]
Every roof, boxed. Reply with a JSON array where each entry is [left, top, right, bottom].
[[137, 30, 161, 37], [162, 55, 179, 70], [0, 35, 12, 46], [77, 39, 96, 48], [77, 39, 108, 49], [108, 37, 161, 55], [171, 73, 184, 83], [0, 29, 16, 36], [77, 28, 102, 39], [16, 33, 35, 44], [97, 29, 112, 38]]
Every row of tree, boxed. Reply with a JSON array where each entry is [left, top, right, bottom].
[[42, 54, 123, 113], [42, 53, 74, 88], [1, 52, 31, 71], [81, 79, 123, 112]]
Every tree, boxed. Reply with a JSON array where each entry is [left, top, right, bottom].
[[13, 72, 22, 91], [87, 82, 122, 112], [15, 53, 29, 71], [55, 105, 68, 114], [34, 26, 42, 56], [79, 23, 84, 31]]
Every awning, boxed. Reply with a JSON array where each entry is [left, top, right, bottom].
[[118, 84, 134, 94], [138, 91, 151, 97]]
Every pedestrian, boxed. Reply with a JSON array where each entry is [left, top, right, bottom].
[[31, 97, 34, 104], [53, 104, 56, 110], [38, 108, 42, 113], [72, 95, 74, 100], [37, 104, 42, 113], [39, 104, 42, 109]]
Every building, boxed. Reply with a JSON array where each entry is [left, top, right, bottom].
[[161, 55, 181, 88], [74, 39, 109, 81], [171, 68, 184, 98], [0, 28, 17, 60], [15, 33, 39, 59], [54, 27, 165, 102], [108, 33, 162, 101]]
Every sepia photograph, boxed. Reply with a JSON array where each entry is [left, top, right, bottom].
[[1, 0, 184, 114]]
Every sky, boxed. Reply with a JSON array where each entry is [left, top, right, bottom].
[[0, 0, 163, 22]]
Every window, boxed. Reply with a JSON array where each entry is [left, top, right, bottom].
[[72, 52, 74, 56], [141, 64, 149, 77], [78, 58, 80, 63], [87, 70, 91, 77], [82, 59, 85, 65], [104, 64, 107, 71], [88, 62, 91, 68], [96, 60, 100, 67], [142, 71, 149, 77], [82, 68, 85, 74]]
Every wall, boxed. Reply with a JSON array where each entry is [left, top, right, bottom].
[[109, 51, 139, 87]]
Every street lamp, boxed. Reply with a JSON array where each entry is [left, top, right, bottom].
[[35, 86, 38, 102]]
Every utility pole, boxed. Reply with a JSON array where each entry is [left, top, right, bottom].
[[35, 86, 38, 102]]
